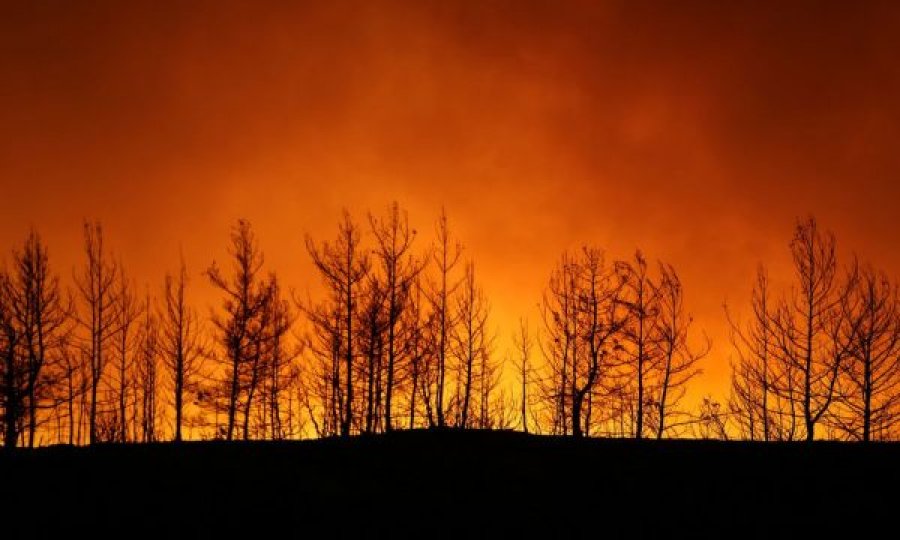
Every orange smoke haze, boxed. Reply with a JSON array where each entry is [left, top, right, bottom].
[[2, 1, 899, 406]]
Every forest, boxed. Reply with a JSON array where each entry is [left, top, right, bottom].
[[1, 204, 898, 448]]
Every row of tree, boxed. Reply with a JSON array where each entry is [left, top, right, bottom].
[[0, 224, 208, 447], [0, 210, 897, 447], [728, 218, 900, 442], [299, 207, 504, 437], [0, 205, 506, 447], [534, 249, 709, 438]]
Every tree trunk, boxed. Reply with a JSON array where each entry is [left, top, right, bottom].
[[384, 285, 396, 432], [227, 347, 240, 440], [863, 347, 872, 442], [174, 349, 184, 442], [571, 392, 584, 438], [3, 345, 17, 448], [343, 281, 353, 437]]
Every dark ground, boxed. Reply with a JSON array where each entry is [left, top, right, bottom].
[[1, 429, 898, 538]]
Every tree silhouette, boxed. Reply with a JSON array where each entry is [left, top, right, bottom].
[[160, 255, 205, 442], [357, 273, 387, 433], [452, 262, 492, 428], [56, 333, 85, 445], [769, 218, 857, 441], [404, 276, 430, 429], [74, 221, 120, 445], [258, 277, 296, 440], [305, 211, 369, 437], [726, 217, 900, 441], [424, 208, 462, 428], [540, 248, 628, 437], [133, 292, 160, 442], [110, 266, 140, 442], [728, 267, 780, 440], [651, 263, 707, 438], [1, 270, 23, 448], [368, 202, 423, 431], [7, 230, 72, 447], [513, 318, 532, 433], [617, 251, 661, 439], [831, 265, 900, 441], [299, 298, 344, 437], [207, 219, 273, 440]]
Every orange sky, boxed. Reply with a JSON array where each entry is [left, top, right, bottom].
[[2, 1, 899, 407]]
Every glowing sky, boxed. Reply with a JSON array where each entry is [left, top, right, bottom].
[[2, 1, 899, 405]]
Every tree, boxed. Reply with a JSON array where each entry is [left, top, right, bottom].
[[207, 219, 273, 440], [110, 267, 140, 442], [8, 230, 72, 447], [513, 318, 532, 433], [74, 222, 120, 445], [160, 255, 205, 442], [473, 325, 500, 430], [300, 300, 344, 437], [769, 217, 857, 441], [404, 277, 430, 429], [0, 270, 24, 448], [357, 274, 387, 434], [258, 277, 296, 440], [651, 263, 706, 438], [728, 267, 779, 441], [540, 248, 627, 437], [833, 266, 900, 441], [368, 202, 423, 431], [425, 208, 462, 428], [452, 262, 491, 428], [617, 251, 661, 439], [134, 293, 160, 442], [57, 334, 86, 445], [305, 211, 369, 437]]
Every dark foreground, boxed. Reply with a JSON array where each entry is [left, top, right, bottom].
[[2, 430, 898, 538]]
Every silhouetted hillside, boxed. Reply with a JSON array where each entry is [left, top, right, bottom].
[[2, 430, 898, 538]]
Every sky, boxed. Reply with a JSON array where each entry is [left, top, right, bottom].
[[1, 0, 899, 406]]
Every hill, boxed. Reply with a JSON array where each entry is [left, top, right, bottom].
[[2, 429, 898, 537]]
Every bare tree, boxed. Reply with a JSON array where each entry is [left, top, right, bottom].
[[424, 208, 463, 428], [538, 252, 576, 435], [239, 273, 278, 439], [305, 211, 369, 437], [540, 248, 627, 437], [727, 267, 778, 441], [160, 254, 205, 442], [368, 202, 423, 431], [0, 270, 24, 448], [357, 274, 387, 434], [769, 218, 857, 441], [57, 334, 86, 445], [513, 318, 532, 433], [110, 267, 140, 442], [259, 277, 296, 440], [726, 266, 803, 441], [300, 300, 344, 437], [452, 262, 491, 428], [207, 219, 273, 440], [74, 222, 120, 445], [7, 230, 72, 447], [404, 277, 430, 429], [832, 266, 900, 441], [134, 293, 160, 442], [651, 263, 707, 438], [474, 328, 500, 430], [617, 251, 661, 439]]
